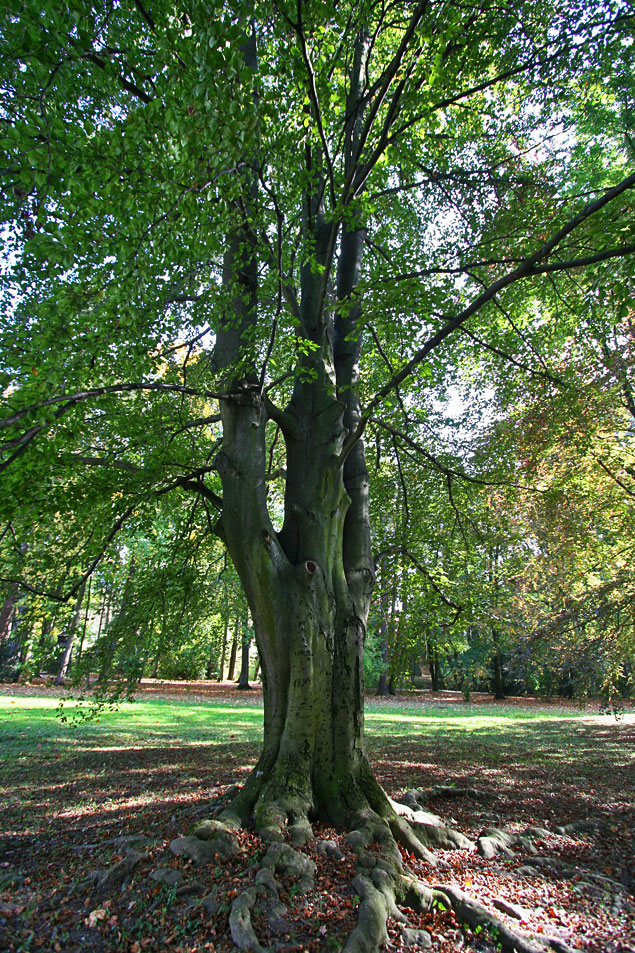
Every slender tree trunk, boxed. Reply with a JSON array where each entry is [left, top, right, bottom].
[[55, 581, 86, 685], [376, 567, 391, 696], [227, 619, 239, 682], [237, 620, 251, 690], [217, 610, 229, 681]]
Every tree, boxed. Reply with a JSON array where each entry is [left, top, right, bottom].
[[1, 1, 634, 945]]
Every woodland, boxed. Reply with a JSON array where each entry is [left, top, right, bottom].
[[1, 0, 635, 951]]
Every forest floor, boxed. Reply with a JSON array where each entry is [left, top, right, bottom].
[[0, 681, 633, 953]]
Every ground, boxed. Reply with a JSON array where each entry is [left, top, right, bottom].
[[0, 681, 633, 953]]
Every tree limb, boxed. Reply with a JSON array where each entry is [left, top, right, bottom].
[[341, 170, 635, 454]]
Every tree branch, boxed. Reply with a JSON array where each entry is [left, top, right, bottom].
[[341, 171, 635, 454], [1, 382, 226, 431], [0, 504, 137, 603]]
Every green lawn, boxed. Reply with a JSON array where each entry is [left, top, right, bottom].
[[1, 692, 632, 787], [0, 690, 633, 953]]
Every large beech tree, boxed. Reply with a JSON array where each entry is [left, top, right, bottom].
[[1, 0, 634, 936]]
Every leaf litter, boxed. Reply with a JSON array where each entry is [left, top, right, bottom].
[[0, 682, 633, 953]]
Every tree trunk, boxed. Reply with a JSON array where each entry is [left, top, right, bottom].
[[430, 656, 442, 692], [375, 569, 391, 697], [217, 610, 229, 681], [214, 310, 391, 834], [75, 576, 92, 671], [55, 582, 86, 685], [227, 619, 239, 681], [376, 668, 390, 697], [492, 644, 505, 700], [0, 584, 18, 645], [237, 619, 251, 690]]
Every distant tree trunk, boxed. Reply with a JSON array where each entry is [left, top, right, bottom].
[[0, 584, 18, 645], [492, 647, 504, 699], [237, 620, 251, 690], [88, 593, 110, 687], [55, 582, 86, 685], [75, 577, 92, 671], [376, 640, 390, 696], [491, 631, 505, 700], [216, 612, 230, 681], [429, 655, 441, 691], [227, 618, 239, 681], [152, 599, 168, 678], [376, 591, 391, 697]]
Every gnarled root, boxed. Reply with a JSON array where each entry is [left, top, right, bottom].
[[198, 779, 574, 953], [433, 884, 579, 953]]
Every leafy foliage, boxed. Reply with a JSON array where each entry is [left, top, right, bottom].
[[1, 0, 634, 698]]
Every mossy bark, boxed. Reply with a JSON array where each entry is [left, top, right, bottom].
[[214, 367, 389, 833], [210, 29, 386, 834]]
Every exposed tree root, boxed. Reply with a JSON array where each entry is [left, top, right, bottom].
[[433, 884, 580, 953], [178, 783, 587, 953]]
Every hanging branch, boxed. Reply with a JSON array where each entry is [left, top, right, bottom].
[[0, 504, 137, 603], [370, 416, 548, 493], [1, 382, 227, 431]]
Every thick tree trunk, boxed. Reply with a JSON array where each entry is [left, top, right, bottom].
[[215, 388, 376, 830]]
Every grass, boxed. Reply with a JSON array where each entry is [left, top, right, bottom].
[[0, 694, 263, 754], [0, 692, 614, 759], [0, 690, 633, 953], [1, 692, 632, 800]]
